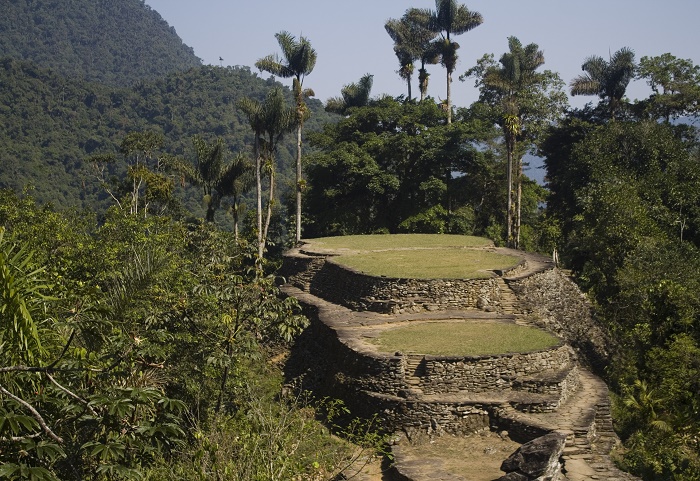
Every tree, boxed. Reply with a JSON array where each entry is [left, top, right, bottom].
[[415, 0, 483, 123], [165, 136, 253, 226], [385, 12, 439, 102], [238, 88, 296, 264], [570, 47, 636, 120], [87, 131, 175, 217], [307, 97, 500, 237], [0, 222, 187, 480], [636, 53, 700, 122], [325, 74, 374, 115], [256, 32, 317, 244], [464, 37, 567, 248], [385, 17, 417, 101]]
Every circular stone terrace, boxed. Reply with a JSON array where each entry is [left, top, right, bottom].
[[280, 235, 637, 481]]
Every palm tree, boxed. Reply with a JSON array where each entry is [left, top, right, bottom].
[[405, 9, 441, 102], [466, 36, 566, 248], [221, 154, 254, 240], [256, 31, 317, 244], [166, 136, 253, 229], [417, 0, 483, 123], [386, 11, 439, 102], [486, 37, 544, 248], [325, 74, 374, 115], [238, 88, 296, 263], [385, 16, 418, 101], [570, 47, 636, 120]]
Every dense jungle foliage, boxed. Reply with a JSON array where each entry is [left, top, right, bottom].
[[0, 190, 387, 480], [2, 0, 700, 479]]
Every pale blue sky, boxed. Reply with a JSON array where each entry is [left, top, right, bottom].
[[145, 0, 699, 110]]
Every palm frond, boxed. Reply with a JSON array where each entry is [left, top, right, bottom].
[[257, 31, 316, 81], [570, 74, 601, 96], [255, 54, 289, 78], [450, 7, 483, 36]]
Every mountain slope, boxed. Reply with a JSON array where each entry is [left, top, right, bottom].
[[0, 0, 202, 86], [0, 58, 337, 213]]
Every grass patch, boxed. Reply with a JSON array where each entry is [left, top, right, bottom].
[[306, 234, 492, 250], [333, 249, 519, 279], [370, 321, 560, 356]]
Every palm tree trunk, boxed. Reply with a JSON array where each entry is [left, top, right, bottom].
[[255, 138, 263, 261], [295, 122, 303, 244], [515, 156, 522, 249], [262, 160, 275, 254], [506, 143, 513, 247], [446, 68, 452, 124]]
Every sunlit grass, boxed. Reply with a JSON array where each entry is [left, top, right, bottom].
[[334, 249, 518, 279], [303, 234, 517, 279], [305, 234, 492, 250], [370, 321, 560, 356]]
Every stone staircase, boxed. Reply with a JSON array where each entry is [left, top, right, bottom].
[[497, 277, 519, 315], [495, 369, 637, 481], [404, 355, 426, 394]]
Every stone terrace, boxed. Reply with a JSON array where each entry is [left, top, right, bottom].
[[280, 239, 638, 481]]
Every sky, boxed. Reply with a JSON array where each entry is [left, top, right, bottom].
[[144, 0, 700, 111]]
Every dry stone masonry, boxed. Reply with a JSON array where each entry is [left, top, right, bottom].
[[281, 241, 639, 481]]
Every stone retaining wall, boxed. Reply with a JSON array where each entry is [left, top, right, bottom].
[[418, 345, 573, 395], [364, 391, 492, 437], [288, 294, 578, 433], [282, 249, 503, 314], [508, 269, 611, 373], [299, 307, 407, 396]]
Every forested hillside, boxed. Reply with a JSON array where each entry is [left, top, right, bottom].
[[0, 57, 335, 215], [0, 0, 201, 86]]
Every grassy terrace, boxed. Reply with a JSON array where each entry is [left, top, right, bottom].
[[304, 234, 519, 279], [370, 321, 560, 356]]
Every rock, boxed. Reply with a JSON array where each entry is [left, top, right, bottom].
[[498, 432, 566, 481], [499, 473, 529, 481]]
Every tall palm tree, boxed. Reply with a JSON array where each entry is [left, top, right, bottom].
[[238, 88, 296, 262], [466, 36, 566, 248], [386, 11, 439, 102], [570, 47, 636, 120], [417, 0, 483, 123], [256, 31, 317, 244], [385, 17, 418, 101], [485, 37, 544, 248], [325, 74, 374, 115], [405, 8, 441, 102]]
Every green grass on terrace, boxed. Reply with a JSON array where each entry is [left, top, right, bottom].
[[305, 234, 493, 250], [334, 249, 518, 279], [303, 234, 517, 279], [370, 321, 560, 356]]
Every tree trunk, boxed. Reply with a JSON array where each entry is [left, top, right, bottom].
[[506, 141, 513, 247], [262, 159, 275, 255], [255, 137, 263, 261], [515, 155, 522, 249], [295, 122, 303, 244], [446, 68, 452, 124]]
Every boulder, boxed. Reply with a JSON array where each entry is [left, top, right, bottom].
[[497, 432, 566, 481]]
